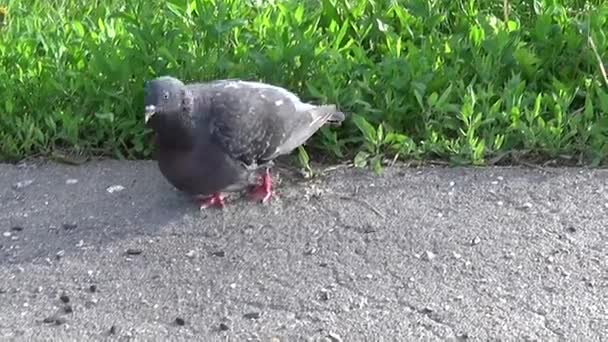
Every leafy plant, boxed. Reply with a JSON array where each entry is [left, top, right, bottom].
[[0, 0, 607, 168]]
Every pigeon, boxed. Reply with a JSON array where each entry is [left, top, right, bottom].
[[143, 75, 345, 209]]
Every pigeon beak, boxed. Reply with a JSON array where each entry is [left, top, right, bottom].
[[144, 105, 156, 123]]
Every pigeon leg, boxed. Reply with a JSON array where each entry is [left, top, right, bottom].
[[195, 193, 225, 209], [249, 168, 274, 203]]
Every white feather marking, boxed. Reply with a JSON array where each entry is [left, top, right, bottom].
[[228, 80, 315, 112], [275, 100, 283, 106], [223, 82, 241, 89]]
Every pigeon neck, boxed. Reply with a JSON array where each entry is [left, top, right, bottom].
[[154, 113, 195, 149]]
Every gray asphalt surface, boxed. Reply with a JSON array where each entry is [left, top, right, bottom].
[[0, 158, 606, 341]]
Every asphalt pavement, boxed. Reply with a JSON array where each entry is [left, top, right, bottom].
[[0, 158, 606, 341]]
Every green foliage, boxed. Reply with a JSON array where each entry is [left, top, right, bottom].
[[1, 0, 607, 168]]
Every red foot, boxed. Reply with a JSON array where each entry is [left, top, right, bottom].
[[195, 193, 225, 209], [249, 169, 274, 203]]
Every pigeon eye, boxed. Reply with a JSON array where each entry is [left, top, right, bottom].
[[163, 92, 170, 100]]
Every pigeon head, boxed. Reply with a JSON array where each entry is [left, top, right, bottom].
[[143, 76, 188, 126]]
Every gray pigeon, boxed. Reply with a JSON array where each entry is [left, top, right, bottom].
[[143, 75, 345, 209]]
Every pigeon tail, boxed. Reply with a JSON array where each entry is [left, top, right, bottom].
[[268, 104, 345, 159], [308, 105, 346, 125]]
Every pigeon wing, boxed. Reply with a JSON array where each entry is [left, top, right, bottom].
[[203, 84, 295, 166]]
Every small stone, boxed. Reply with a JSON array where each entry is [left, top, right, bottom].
[[497, 201, 504, 206], [497, 176, 504, 181], [126, 248, 142, 255], [63, 305, 73, 314], [175, 317, 185, 326], [211, 250, 225, 257], [566, 226, 576, 233], [243, 312, 260, 319], [547, 256, 555, 263], [106, 185, 125, 193], [449, 181, 455, 187], [89, 285, 97, 293], [422, 251, 436, 261], [62, 223, 77, 231], [420, 307, 433, 314], [453, 252, 462, 259], [42, 316, 60, 324], [303, 244, 317, 255], [65, 179, 79, 184], [328, 332, 343, 342], [471, 236, 481, 245], [11, 226, 23, 232], [218, 322, 230, 331], [59, 294, 70, 303], [56, 250, 65, 259], [3, 232, 11, 237], [13, 179, 34, 189], [85, 299, 98, 308], [109, 325, 118, 335], [518, 202, 533, 210], [185, 250, 196, 259], [319, 290, 330, 301]]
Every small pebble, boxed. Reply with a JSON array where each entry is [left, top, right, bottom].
[[471, 236, 481, 245], [175, 317, 186, 326], [319, 290, 330, 301], [303, 246, 317, 255], [566, 226, 576, 233], [65, 179, 79, 184], [56, 250, 65, 259], [109, 325, 117, 335], [59, 294, 70, 303], [497, 201, 504, 206], [218, 322, 230, 331], [3, 232, 11, 237], [328, 332, 343, 342], [63, 305, 73, 314], [422, 251, 436, 261], [185, 250, 196, 259], [497, 176, 504, 181], [11, 226, 23, 232], [126, 248, 142, 255], [211, 250, 225, 257], [89, 285, 97, 293], [43, 316, 65, 325], [62, 223, 77, 231], [518, 202, 533, 210], [106, 185, 125, 193], [13, 179, 34, 189], [453, 252, 462, 259], [243, 312, 260, 319]]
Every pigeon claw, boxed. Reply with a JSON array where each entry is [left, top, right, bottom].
[[249, 169, 274, 204], [195, 193, 225, 210]]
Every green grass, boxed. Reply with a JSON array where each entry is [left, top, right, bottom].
[[1, 0, 608, 169]]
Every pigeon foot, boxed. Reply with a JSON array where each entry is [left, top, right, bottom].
[[249, 169, 274, 203], [195, 193, 225, 209]]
